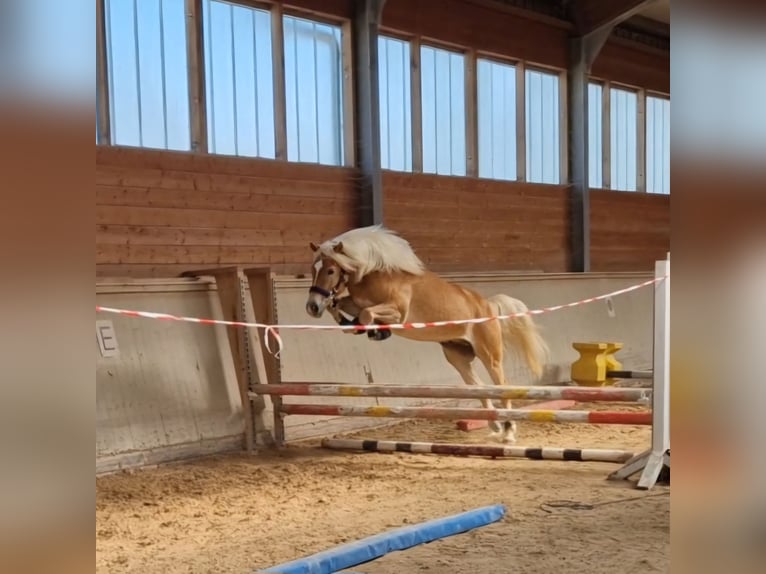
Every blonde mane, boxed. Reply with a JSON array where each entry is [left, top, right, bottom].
[[316, 225, 425, 282]]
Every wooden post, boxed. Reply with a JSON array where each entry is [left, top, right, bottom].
[[271, 3, 287, 160], [184, 267, 255, 451], [410, 37, 423, 173], [96, 0, 111, 145], [243, 267, 284, 446], [515, 61, 526, 181], [464, 49, 478, 177], [186, 0, 207, 152]]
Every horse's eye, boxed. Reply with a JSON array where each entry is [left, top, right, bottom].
[[327, 269, 335, 276]]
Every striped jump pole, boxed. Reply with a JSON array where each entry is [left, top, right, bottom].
[[280, 404, 652, 425], [251, 384, 651, 403], [322, 438, 635, 464]]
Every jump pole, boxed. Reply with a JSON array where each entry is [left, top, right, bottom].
[[250, 384, 651, 403], [253, 504, 506, 574], [457, 399, 576, 432], [280, 404, 652, 425], [322, 438, 635, 463], [610, 255, 671, 489]]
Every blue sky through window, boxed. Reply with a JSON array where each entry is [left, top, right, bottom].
[[101, 5, 668, 189], [378, 36, 412, 171], [646, 96, 670, 194], [105, 0, 191, 150], [204, 0, 275, 158], [610, 86, 638, 191], [588, 82, 603, 188], [525, 69, 560, 184], [421, 45, 466, 176], [284, 15, 344, 165], [477, 58, 517, 181]]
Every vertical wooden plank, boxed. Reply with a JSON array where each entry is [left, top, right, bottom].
[[464, 49, 478, 177], [96, 0, 111, 145], [205, 269, 255, 452], [515, 61, 526, 182], [243, 267, 284, 445], [271, 3, 288, 160], [601, 80, 611, 189], [342, 20, 356, 168], [186, 0, 208, 153], [238, 272, 274, 447], [636, 88, 647, 192], [558, 69, 568, 185], [410, 37, 423, 173]]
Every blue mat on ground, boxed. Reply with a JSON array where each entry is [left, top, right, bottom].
[[254, 503, 506, 574]]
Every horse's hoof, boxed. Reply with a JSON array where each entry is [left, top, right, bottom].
[[488, 421, 503, 434], [367, 329, 392, 341]]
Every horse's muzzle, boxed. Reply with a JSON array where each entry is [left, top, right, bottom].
[[306, 300, 321, 317]]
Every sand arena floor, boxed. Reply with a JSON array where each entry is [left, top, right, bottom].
[[96, 407, 669, 574]]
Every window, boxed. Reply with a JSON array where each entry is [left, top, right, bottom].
[[477, 59, 517, 181], [420, 45, 466, 176], [203, 0, 275, 158], [610, 87, 638, 191], [105, 0, 191, 150], [646, 96, 670, 194], [588, 82, 603, 188], [284, 15, 344, 165], [378, 36, 412, 172], [525, 69, 560, 184]]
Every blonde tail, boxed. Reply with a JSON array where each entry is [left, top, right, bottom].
[[488, 294, 549, 381]]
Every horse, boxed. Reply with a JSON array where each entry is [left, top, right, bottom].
[[304, 224, 549, 443]]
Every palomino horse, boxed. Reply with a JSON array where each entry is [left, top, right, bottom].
[[305, 225, 548, 443]]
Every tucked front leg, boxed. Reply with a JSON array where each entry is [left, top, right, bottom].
[[328, 296, 366, 335], [358, 303, 403, 341], [358, 303, 403, 326]]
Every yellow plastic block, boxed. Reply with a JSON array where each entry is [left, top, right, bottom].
[[571, 342, 624, 387]]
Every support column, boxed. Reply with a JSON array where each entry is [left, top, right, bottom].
[[568, 37, 590, 272], [568, 26, 611, 272], [354, 0, 386, 226]]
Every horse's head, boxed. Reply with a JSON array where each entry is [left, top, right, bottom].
[[305, 241, 348, 318]]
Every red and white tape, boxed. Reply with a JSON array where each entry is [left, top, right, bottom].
[[96, 276, 666, 357]]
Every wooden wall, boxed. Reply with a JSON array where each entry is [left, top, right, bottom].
[[96, 147, 358, 277], [383, 172, 570, 272], [590, 190, 670, 271], [96, 0, 670, 278], [382, 0, 568, 67]]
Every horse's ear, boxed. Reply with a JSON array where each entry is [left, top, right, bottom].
[[309, 242, 319, 252], [333, 242, 344, 254]]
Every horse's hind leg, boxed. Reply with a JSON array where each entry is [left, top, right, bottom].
[[441, 342, 503, 434], [474, 324, 517, 443]]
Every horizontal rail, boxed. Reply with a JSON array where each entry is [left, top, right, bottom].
[[251, 384, 651, 402], [322, 438, 635, 463], [607, 370, 653, 380], [280, 404, 652, 425]]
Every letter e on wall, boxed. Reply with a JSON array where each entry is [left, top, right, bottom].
[[96, 320, 119, 358]]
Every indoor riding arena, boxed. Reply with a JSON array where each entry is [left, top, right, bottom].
[[96, 1, 670, 572]]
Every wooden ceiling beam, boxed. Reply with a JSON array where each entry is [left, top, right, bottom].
[[575, 0, 660, 37]]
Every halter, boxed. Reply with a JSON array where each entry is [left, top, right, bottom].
[[308, 267, 349, 306]]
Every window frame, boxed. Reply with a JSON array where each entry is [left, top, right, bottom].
[[281, 10, 350, 165], [474, 53, 520, 181], [377, 33, 415, 172], [644, 91, 670, 195], [606, 81, 641, 192], [418, 40, 470, 177], [523, 63, 567, 185]]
